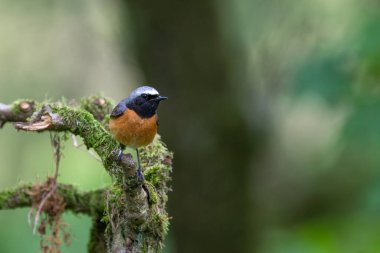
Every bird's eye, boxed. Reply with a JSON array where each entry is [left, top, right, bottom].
[[141, 94, 148, 99]]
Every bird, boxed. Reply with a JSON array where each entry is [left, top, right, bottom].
[[109, 86, 167, 180]]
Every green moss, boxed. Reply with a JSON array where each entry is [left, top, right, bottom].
[[0, 185, 32, 209], [144, 165, 167, 187], [58, 185, 78, 204], [15, 188, 32, 205], [102, 114, 111, 129], [0, 189, 12, 207], [143, 212, 170, 241], [101, 183, 125, 227], [10, 99, 34, 114], [100, 214, 109, 224], [108, 183, 124, 202], [143, 182, 158, 205], [140, 135, 173, 166], [0, 189, 13, 209], [56, 185, 105, 215], [138, 211, 170, 252]]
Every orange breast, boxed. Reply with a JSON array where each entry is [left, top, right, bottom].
[[109, 109, 158, 148]]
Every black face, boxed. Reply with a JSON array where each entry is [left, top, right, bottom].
[[127, 93, 167, 118]]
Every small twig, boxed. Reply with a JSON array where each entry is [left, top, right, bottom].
[[50, 132, 61, 180], [28, 209, 33, 226], [71, 134, 81, 147], [14, 112, 53, 131]]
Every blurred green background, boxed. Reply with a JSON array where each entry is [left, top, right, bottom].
[[1, 0, 380, 252]]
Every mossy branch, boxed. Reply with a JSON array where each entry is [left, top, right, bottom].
[[0, 183, 105, 216], [0, 97, 173, 253]]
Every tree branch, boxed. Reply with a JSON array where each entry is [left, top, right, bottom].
[[0, 100, 35, 128], [0, 183, 105, 216]]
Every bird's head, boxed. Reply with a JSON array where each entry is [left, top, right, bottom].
[[126, 86, 168, 118]]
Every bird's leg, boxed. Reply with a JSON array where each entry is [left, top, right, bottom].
[[136, 148, 152, 202], [117, 143, 126, 161], [136, 148, 144, 182]]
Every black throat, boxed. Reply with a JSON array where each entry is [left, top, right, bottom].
[[127, 100, 159, 118]]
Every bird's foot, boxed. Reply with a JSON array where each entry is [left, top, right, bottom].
[[114, 144, 125, 161], [111, 147, 123, 161], [137, 168, 153, 203], [117, 148, 123, 161]]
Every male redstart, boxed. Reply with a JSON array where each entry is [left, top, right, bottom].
[[109, 86, 167, 179]]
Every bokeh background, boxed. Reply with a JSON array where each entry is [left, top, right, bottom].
[[1, 0, 380, 252]]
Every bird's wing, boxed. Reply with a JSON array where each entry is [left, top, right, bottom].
[[110, 103, 126, 118]]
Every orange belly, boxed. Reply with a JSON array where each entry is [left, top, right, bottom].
[[109, 108, 158, 148]]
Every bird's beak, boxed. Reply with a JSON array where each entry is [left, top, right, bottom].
[[155, 96, 168, 101]]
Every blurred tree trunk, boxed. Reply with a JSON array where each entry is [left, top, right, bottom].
[[123, 1, 254, 252]]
